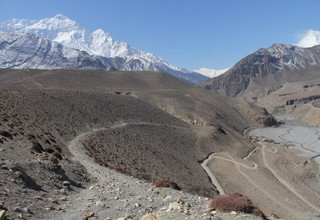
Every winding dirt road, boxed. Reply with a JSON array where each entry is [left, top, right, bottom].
[[201, 141, 320, 219]]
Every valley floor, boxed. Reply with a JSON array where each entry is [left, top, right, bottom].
[[204, 115, 320, 220]]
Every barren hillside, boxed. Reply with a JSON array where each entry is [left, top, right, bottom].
[[0, 69, 275, 219]]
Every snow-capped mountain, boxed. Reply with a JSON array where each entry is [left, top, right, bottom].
[[194, 68, 229, 78], [0, 31, 147, 70], [297, 29, 320, 48], [201, 43, 320, 100], [0, 14, 208, 83]]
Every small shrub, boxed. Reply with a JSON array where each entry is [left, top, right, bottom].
[[209, 193, 266, 219], [153, 179, 181, 190]]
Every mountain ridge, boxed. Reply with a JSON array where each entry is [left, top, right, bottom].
[[201, 43, 320, 101], [0, 14, 208, 83]]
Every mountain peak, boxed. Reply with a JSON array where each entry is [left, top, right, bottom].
[[92, 28, 113, 40], [53, 14, 69, 20], [0, 15, 209, 83], [194, 68, 229, 78]]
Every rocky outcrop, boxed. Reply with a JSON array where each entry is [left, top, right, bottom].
[[286, 95, 320, 105]]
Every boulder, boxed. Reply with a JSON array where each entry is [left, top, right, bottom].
[[0, 210, 5, 220]]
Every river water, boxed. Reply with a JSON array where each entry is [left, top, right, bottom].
[[250, 115, 320, 165]]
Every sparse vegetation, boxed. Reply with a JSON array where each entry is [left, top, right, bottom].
[[153, 179, 181, 190], [209, 193, 266, 219]]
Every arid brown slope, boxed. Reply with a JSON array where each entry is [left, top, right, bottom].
[[0, 69, 275, 218]]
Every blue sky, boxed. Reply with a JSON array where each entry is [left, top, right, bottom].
[[1, 0, 320, 69]]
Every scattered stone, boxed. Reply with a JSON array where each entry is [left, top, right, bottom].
[[13, 207, 22, 212], [167, 202, 182, 212], [85, 211, 95, 219], [134, 203, 141, 208], [163, 195, 172, 201], [22, 207, 32, 214], [140, 213, 156, 220], [210, 210, 217, 215], [33, 196, 42, 200], [62, 181, 71, 186], [45, 206, 55, 211], [95, 200, 105, 207]]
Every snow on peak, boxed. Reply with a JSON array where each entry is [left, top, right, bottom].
[[0, 14, 157, 60], [26, 15, 78, 31], [53, 14, 69, 19], [194, 68, 229, 78], [297, 29, 320, 48], [0, 14, 209, 83]]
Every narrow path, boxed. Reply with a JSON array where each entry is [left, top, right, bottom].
[[52, 122, 215, 220], [203, 145, 320, 218], [201, 155, 225, 195], [212, 153, 257, 169], [260, 143, 320, 213], [243, 147, 257, 160]]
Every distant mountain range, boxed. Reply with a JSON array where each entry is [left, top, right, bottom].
[[193, 68, 229, 78], [201, 44, 320, 101], [0, 14, 209, 83], [0, 31, 144, 70]]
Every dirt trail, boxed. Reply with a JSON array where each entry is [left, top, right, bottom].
[[201, 155, 225, 195], [203, 144, 320, 219], [260, 143, 320, 213]]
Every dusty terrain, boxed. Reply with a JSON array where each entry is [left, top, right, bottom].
[[44, 127, 262, 220], [202, 116, 320, 220], [0, 69, 274, 219], [254, 78, 320, 126]]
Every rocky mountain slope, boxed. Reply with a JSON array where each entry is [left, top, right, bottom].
[[0, 32, 128, 70], [201, 44, 320, 101], [0, 69, 275, 219], [0, 14, 208, 83]]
